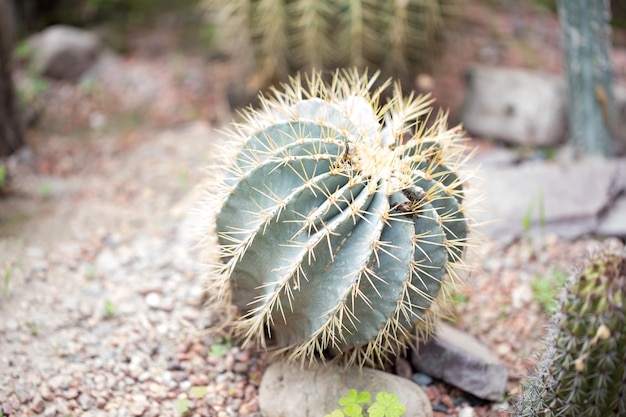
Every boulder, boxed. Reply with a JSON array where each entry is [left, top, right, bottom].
[[470, 157, 625, 243], [411, 323, 508, 402], [259, 362, 432, 417], [28, 25, 102, 81], [461, 67, 566, 147]]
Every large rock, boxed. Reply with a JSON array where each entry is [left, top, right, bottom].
[[462, 67, 566, 147], [28, 25, 102, 80], [411, 323, 508, 402], [259, 362, 432, 417], [471, 157, 625, 243]]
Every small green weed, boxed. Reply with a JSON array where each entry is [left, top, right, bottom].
[[38, 182, 53, 199], [209, 337, 232, 357], [26, 321, 41, 336], [104, 300, 117, 318], [522, 190, 545, 234], [176, 398, 191, 415], [84, 264, 96, 279], [0, 164, 6, 189], [531, 269, 567, 314], [325, 389, 406, 417], [3, 264, 13, 298], [190, 385, 206, 399]]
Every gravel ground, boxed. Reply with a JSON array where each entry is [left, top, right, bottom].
[[1, 123, 265, 417]]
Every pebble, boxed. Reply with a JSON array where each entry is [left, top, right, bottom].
[[31, 395, 45, 413], [63, 388, 79, 400], [79, 393, 95, 410], [145, 292, 162, 309], [459, 406, 476, 417], [411, 372, 433, 386]]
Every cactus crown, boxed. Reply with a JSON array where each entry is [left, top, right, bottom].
[[203, 69, 474, 368], [514, 246, 626, 417]]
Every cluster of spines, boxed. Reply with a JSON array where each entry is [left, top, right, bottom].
[[204, 0, 463, 86], [514, 246, 626, 417], [202, 69, 476, 368]]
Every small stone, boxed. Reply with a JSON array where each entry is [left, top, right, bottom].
[[63, 388, 79, 400], [190, 375, 209, 386], [411, 372, 433, 386], [411, 323, 508, 401], [426, 386, 439, 402], [459, 406, 476, 417], [31, 395, 45, 413], [239, 399, 259, 414], [394, 356, 413, 379], [78, 393, 94, 410], [130, 394, 147, 416], [43, 404, 57, 417], [145, 292, 161, 309], [39, 385, 54, 401]]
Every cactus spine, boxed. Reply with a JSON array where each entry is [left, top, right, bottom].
[[204, 0, 462, 87], [204, 69, 473, 367], [514, 247, 626, 416]]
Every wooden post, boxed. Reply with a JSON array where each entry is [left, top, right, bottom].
[[558, 0, 615, 156]]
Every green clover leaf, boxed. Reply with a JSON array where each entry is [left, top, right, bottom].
[[324, 410, 345, 417], [367, 392, 406, 417], [338, 389, 371, 417]]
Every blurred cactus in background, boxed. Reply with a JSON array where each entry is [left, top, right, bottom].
[[203, 0, 463, 92], [202, 69, 475, 368], [513, 246, 626, 417]]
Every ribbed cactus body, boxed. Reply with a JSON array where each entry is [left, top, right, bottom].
[[207, 70, 471, 367], [205, 0, 462, 87], [514, 248, 626, 417]]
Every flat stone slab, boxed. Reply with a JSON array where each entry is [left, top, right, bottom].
[[259, 362, 432, 417], [470, 157, 626, 243], [462, 67, 567, 146], [411, 323, 508, 402]]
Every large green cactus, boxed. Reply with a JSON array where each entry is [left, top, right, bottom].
[[514, 247, 626, 416], [204, 70, 473, 367], [204, 0, 463, 88]]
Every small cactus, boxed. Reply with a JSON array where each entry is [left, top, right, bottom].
[[203, 0, 463, 88], [514, 246, 626, 417], [203, 69, 474, 367]]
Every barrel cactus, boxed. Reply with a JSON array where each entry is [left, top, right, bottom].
[[203, 69, 473, 367], [203, 0, 463, 89], [514, 246, 626, 416]]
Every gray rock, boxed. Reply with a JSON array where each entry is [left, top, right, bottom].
[[462, 67, 566, 146], [28, 25, 102, 80], [411, 323, 508, 402], [598, 194, 626, 237], [613, 84, 626, 155], [259, 362, 432, 417], [471, 157, 625, 243]]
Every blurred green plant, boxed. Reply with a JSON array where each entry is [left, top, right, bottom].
[[26, 321, 41, 336], [521, 190, 545, 234], [208, 336, 232, 357], [104, 300, 117, 318], [3, 263, 13, 298], [531, 269, 566, 314], [0, 164, 6, 189], [205, 0, 463, 91]]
